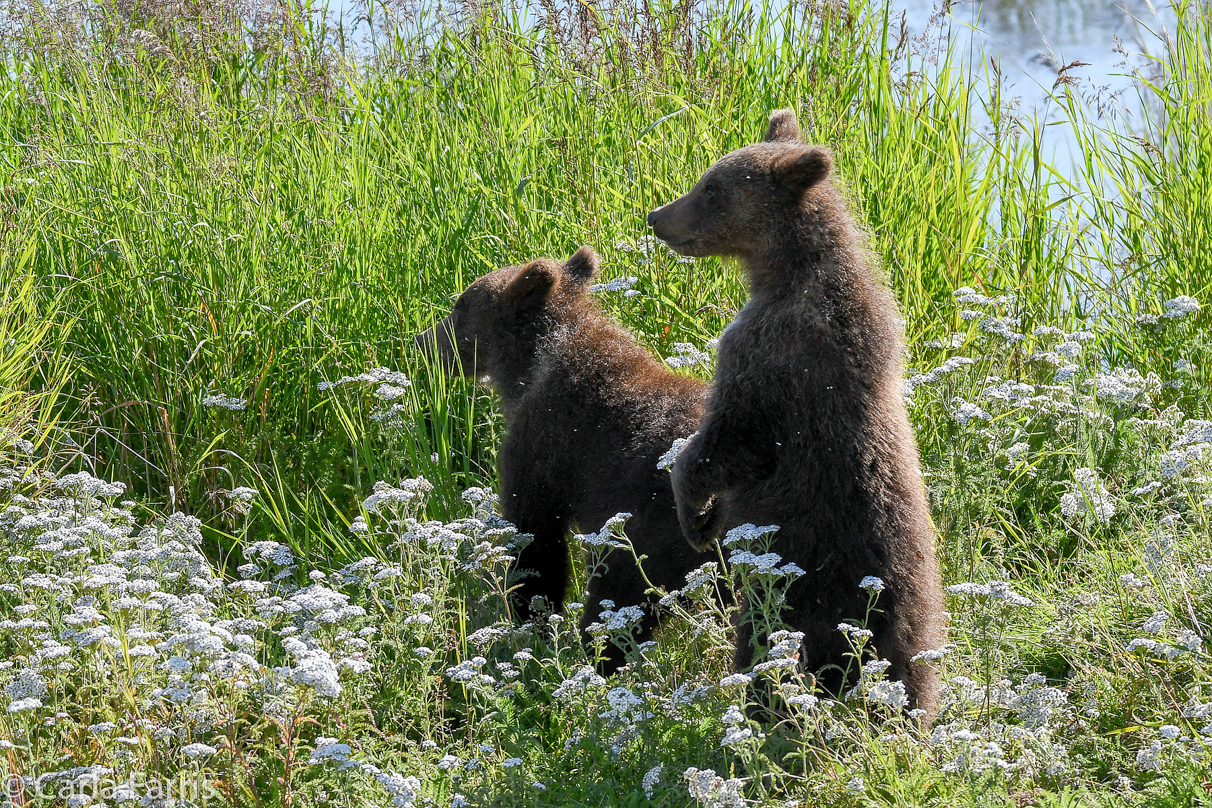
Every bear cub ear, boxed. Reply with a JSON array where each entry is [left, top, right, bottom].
[[772, 145, 833, 192], [505, 261, 558, 304], [764, 108, 804, 143], [563, 246, 601, 285]]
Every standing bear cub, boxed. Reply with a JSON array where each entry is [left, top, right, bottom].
[[416, 247, 708, 674], [648, 110, 945, 715]]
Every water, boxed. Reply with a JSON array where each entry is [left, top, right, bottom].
[[916, 0, 1173, 154], [329, 0, 1177, 170]]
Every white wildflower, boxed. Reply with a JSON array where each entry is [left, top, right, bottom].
[[1162, 296, 1200, 318], [202, 394, 246, 411], [953, 401, 991, 424], [859, 575, 884, 592], [727, 550, 785, 574], [1054, 364, 1080, 383], [7, 697, 42, 713], [1060, 467, 1115, 523], [665, 342, 711, 368], [1137, 739, 1163, 770], [719, 673, 753, 687], [1088, 368, 1157, 405], [575, 513, 631, 547], [722, 523, 779, 546], [590, 276, 638, 294], [946, 580, 1032, 607], [837, 622, 873, 639], [1119, 573, 1149, 589], [720, 726, 753, 747], [552, 665, 606, 699], [1141, 611, 1169, 635], [903, 356, 975, 393], [182, 743, 217, 759], [362, 478, 433, 514], [642, 764, 663, 798], [684, 767, 745, 808], [865, 680, 909, 710], [288, 647, 342, 698], [952, 287, 1005, 306], [657, 434, 696, 470]]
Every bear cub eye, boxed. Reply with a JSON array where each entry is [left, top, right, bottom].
[[704, 182, 717, 198]]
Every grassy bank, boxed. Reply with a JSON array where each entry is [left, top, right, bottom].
[[1, 0, 1211, 805]]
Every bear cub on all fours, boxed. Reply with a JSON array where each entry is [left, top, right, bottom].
[[415, 247, 708, 675], [648, 109, 946, 716]]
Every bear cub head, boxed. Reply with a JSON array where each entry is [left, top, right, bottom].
[[646, 109, 833, 258], [415, 247, 601, 382]]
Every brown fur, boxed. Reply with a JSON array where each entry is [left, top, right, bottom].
[[646, 110, 945, 715], [416, 247, 709, 675]]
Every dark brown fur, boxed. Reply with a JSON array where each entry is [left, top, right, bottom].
[[416, 247, 708, 674], [647, 110, 945, 715]]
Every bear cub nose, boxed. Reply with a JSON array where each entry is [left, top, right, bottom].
[[646, 208, 660, 227]]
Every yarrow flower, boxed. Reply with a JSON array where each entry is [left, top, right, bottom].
[[590, 276, 638, 294], [552, 666, 606, 699], [54, 472, 126, 499], [953, 400, 992, 424], [910, 645, 953, 662], [684, 767, 745, 808], [1087, 368, 1158, 405], [721, 523, 780, 546], [657, 434, 696, 470], [318, 367, 411, 392], [7, 697, 42, 713], [903, 356, 975, 394], [574, 513, 631, 547], [1162, 295, 1200, 319], [837, 622, 873, 639], [310, 739, 356, 769], [946, 580, 1032, 607], [362, 478, 434, 514], [1060, 467, 1116, 524], [181, 742, 217, 759], [952, 286, 1006, 306], [1137, 739, 1163, 770], [284, 641, 342, 698], [719, 726, 753, 747], [642, 764, 663, 798], [718, 673, 753, 687], [202, 394, 246, 410], [665, 342, 711, 368], [859, 576, 885, 592]]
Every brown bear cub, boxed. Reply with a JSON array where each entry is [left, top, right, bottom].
[[416, 247, 708, 675], [647, 110, 945, 716]]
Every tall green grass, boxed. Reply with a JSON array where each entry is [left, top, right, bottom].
[[0, 273, 67, 450], [1, 0, 1208, 564]]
